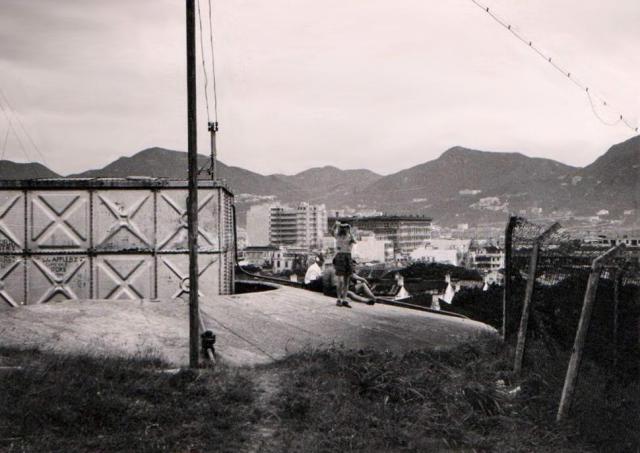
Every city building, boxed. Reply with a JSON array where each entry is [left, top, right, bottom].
[[589, 234, 640, 248], [246, 204, 273, 246], [410, 248, 459, 266], [331, 214, 432, 255], [272, 248, 310, 275], [242, 245, 279, 268], [236, 227, 248, 251], [270, 203, 328, 250], [352, 232, 393, 263], [410, 238, 471, 265], [465, 243, 505, 274]]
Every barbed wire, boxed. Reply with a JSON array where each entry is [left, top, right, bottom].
[[469, 0, 638, 133]]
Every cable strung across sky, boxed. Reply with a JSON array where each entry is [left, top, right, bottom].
[[470, 0, 638, 133], [196, 0, 219, 124]]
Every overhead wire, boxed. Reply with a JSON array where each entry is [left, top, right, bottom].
[[469, 0, 638, 133], [1, 127, 9, 161], [0, 88, 50, 165], [196, 0, 211, 124], [197, 0, 220, 177], [207, 0, 219, 122], [0, 97, 32, 163]]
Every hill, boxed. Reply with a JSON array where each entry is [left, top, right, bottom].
[[1, 135, 637, 226], [568, 135, 640, 215], [71, 147, 300, 201], [0, 160, 60, 179], [272, 165, 382, 206], [352, 146, 577, 223], [72, 148, 382, 207]]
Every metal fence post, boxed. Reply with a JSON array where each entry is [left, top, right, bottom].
[[556, 244, 625, 421]]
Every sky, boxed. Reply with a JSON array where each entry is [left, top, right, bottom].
[[0, 0, 638, 176]]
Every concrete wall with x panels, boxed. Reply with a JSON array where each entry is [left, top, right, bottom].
[[0, 179, 235, 306]]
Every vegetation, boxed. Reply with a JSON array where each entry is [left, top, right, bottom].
[[2, 334, 637, 452], [0, 348, 257, 453], [397, 262, 483, 282], [449, 275, 640, 378]]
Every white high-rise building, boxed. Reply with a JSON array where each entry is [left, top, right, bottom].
[[246, 204, 273, 246], [269, 203, 327, 250]]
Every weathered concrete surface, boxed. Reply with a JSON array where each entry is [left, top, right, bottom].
[[0, 285, 495, 366]]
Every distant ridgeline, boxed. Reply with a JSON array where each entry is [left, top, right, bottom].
[[3, 134, 639, 225]]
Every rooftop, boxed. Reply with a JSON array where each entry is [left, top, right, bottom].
[[331, 214, 433, 222]]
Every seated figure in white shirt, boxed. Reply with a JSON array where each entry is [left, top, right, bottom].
[[304, 255, 324, 290]]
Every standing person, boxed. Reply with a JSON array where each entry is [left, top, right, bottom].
[[332, 221, 356, 308]]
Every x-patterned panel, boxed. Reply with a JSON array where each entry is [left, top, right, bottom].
[[157, 190, 220, 252], [157, 254, 221, 300], [93, 191, 154, 252], [27, 255, 90, 304], [0, 255, 25, 306], [28, 192, 89, 252], [94, 255, 154, 300], [0, 191, 24, 253]]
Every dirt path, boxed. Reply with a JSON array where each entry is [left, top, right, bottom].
[[246, 369, 283, 453]]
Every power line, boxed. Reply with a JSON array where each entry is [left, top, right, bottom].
[[1, 127, 9, 161], [469, 0, 638, 133], [0, 88, 50, 165], [196, 0, 212, 123], [0, 98, 33, 163], [207, 0, 219, 122]]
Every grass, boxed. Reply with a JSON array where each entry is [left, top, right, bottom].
[[265, 336, 581, 452], [1, 336, 637, 452], [0, 348, 258, 452]]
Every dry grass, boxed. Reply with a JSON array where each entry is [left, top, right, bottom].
[[1, 335, 636, 452], [262, 335, 638, 452], [0, 347, 257, 452]]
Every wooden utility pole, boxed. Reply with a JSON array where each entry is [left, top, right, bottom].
[[556, 244, 625, 421], [612, 267, 623, 371], [208, 121, 219, 180], [186, 0, 200, 369], [502, 216, 516, 341], [513, 222, 560, 376]]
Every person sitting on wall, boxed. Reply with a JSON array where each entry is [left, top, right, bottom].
[[304, 255, 324, 292], [332, 221, 357, 308], [320, 264, 375, 306], [349, 272, 376, 305]]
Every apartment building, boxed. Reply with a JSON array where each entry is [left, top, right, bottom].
[[332, 215, 432, 255], [270, 203, 328, 250], [465, 244, 505, 274]]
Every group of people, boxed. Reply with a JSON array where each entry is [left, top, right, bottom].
[[304, 221, 377, 308]]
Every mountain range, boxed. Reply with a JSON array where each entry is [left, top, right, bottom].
[[1, 135, 638, 226]]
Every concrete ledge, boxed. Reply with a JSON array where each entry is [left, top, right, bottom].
[[0, 285, 496, 366]]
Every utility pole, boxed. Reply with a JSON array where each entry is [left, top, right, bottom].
[[208, 121, 218, 180], [186, 0, 200, 369]]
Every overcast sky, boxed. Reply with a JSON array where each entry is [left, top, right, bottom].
[[0, 0, 638, 176]]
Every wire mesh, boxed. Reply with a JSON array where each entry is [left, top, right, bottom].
[[506, 216, 640, 375]]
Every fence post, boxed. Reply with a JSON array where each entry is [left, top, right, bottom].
[[513, 240, 540, 376], [502, 216, 517, 341], [556, 244, 625, 422], [513, 222, 560, 376], [612, 267, 623, 372]]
